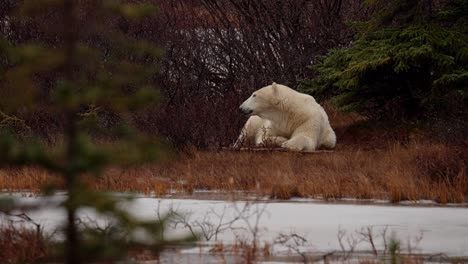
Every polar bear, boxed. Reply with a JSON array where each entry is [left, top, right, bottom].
[[234, 83, 336, 152]]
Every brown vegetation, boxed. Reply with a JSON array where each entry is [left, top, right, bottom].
[[136, 0, 376, 148], [1, 0, 372, 148], [1, 108, 466, 203], [0, 224, 49, 264], [1, 1, 466, 204], [1, 139, 466, 203]]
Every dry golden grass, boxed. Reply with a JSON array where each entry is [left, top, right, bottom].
[[0, 167, 63, 192], [173, 142, 466, 203], [1, 110, 466, 203], [0, 140, 466, 203]]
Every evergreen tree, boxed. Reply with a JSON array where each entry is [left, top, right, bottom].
[[300, 0, 467, 120], [0, 1, 194, 263]]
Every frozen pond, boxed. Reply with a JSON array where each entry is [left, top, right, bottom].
[[1, 193, 468, 262]]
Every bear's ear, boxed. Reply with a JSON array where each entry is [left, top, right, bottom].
[[272, 82, 278, 94]]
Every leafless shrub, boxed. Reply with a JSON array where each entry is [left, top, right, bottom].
[[1, 210, 42, 235], [274, 232, 309, 263], [342, 225, 426, 261], [155, 198, 269, 263], [357, 226, 379, 256], [165, 203, 245, 241], [232, 200, 268, 247], [222, 199, 269, 263], [406, 231, 424, 255], [337, 226, 362, 259], [76, 216, 116, 237], [380, 226, 389, 254], [0, 211, 51, 264]]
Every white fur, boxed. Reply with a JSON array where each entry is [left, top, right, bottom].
[[234, 83, 336, 152]]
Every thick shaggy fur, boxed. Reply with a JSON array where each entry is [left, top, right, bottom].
[[235, 83, 336, 151]]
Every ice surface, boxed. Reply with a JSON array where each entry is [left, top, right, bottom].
[[2, 194, 468, 257]]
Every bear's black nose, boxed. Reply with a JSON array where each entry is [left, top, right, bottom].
[[239, 107, 253, 115]]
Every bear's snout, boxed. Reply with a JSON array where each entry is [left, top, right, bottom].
[[239, 106, 253, 116]]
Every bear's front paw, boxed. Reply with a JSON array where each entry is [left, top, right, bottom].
[[281, 140, 303, 152]]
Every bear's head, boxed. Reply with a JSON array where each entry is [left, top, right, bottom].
[[239, 82, 285, 119]]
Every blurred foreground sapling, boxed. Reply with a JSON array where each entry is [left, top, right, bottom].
[[0, 0, 195, 263]]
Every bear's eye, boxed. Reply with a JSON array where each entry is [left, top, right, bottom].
[[252, 94, 256, 98]]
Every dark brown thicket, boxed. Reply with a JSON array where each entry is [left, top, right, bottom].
[[1, 0, 370, 148], [143, 0, 369, 147]]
